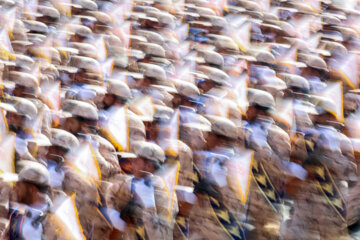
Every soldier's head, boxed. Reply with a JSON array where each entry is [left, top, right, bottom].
[[246, 89, 275, 122], [9, 71, 39, 98], [27, 134, 52, 159], [48, 128, 80, 162], [172, 80, 200, 109], [147, 105, 174, 141], [7, 97, 37, 134], [132, 141, 165, 177], [204, 115, 238, 149], [312, 96, 338, 126], [61, 100, 99, 135], [137, 63, 166, 89], [14, 161, 50, 205], [197, 66, 230, 94], [278, 73, 310, 99], [102, 79, 132, 110]]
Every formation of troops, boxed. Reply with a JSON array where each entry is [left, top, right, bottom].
[[1, 0, 360, 239]]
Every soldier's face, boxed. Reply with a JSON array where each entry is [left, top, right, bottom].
[[245, 106, 258, 122], [205, 132, 219, 150], [171, 94, 182, 108], [63, 117, 81, 135], [13, 181, 36, 205], [7, 112, 25, 133], [103, 94, 116, 109], [132, 157, 147, 178]]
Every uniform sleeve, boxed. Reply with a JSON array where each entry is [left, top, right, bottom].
[[267, 125, 291, 162], [0, 181, 10, 235], [178, 141, 194, 187], [105, 175, 132, 212]]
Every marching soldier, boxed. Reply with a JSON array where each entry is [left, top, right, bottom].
[[106, 141, 173, 239], [284, 97, 355, 240], [243, 88, 291, 240], [7, 161, 51, 240]]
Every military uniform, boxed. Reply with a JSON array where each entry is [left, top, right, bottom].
[[244, 89, 291, 240], [285, 123, 354, 240], [5, 161, 51, 240]]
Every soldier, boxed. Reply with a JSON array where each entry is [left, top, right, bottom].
[[284, 97, 355, 240], [243, 88, 291, 240], [6, 161, 51, 240], [187, 114, 248, 240], [61, 99, 120, 179], [106, 141, 173, 240], [46, 127, 111, 239], [5, 97, 38, 161]]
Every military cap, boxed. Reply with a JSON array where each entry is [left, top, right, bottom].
[[173, 79, 200, 99], [69, 55, 101, 73], [38, 5, 60, 19], [214, 35, 239, 53], [205, 115, 238, 139], [151, 84, 178, 95], [26, 33, 47, 44], [77, 0, 98, 10], [138, 62, 166, 82], [247, 88, 276, 110], [251, 49, 276, 64], [0, 0, 15, 7], [9, 71, 39, 89], [135, 29, 165, 45], [11, 40, 32, 53], [320, 40, 348, 57], [147, 9, 175, 23], [297, 53, 328, 71], [116, 152, 137, 159], [8, 96, 38, 119], [136, 42, 166, 58], [23, 20, 48, 33], [87, 11, 112, 25], [267, 20, 297, 37], [27, 133, 52, 147], [61, 99, 99, 121], [191, 6, 216, 16], [68, 24, 92, 37], [263, 12, 279, 21], [205, 15, 227, 28], [322, 29, 344, 41], [129, 35, 148, 45], [198, 50, 224, 67], [322, 13, 342, 25], [133, 141, 165, 163], [50, 128, 80, 150], [288, 2, 316, 14], [13, 54, 34, 70], [334, 26, 357, 39], [198, 65, 230, 86], [138, 15, 159, 24], [154, 104, 174, 121], [106, 79, 132, 99], [70, 42, 98, 59], [278, 73, 310, 91], [237, 0, 262, 11], [18, 160, 50, 187]]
